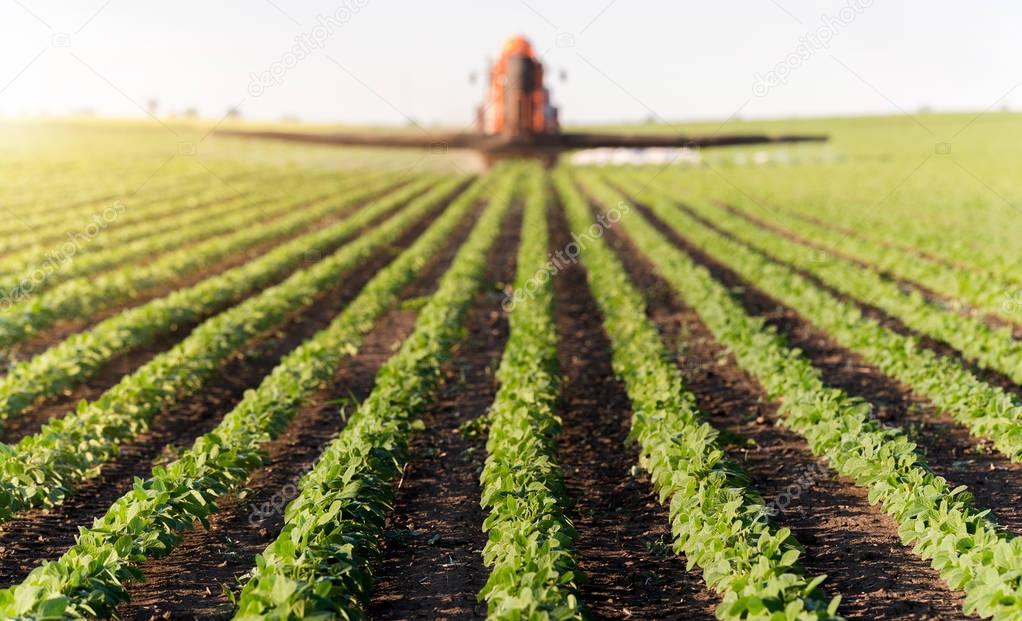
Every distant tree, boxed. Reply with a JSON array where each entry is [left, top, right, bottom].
[[184, 107, 199, 118], [147, 98, 159, 115], [226, 106, 242, 119]]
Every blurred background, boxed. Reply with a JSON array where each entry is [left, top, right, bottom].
[[0, 1, 1017, 126]]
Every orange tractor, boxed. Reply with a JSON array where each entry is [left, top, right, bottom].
[[217, 35, 825, 165], [477, 35, 559, 137]]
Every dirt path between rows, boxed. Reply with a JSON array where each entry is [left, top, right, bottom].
[[718, 202, 1022, 338], [0, 170, 265, 260], [1, 181, 423, 444], [367, 204, 520, 620], [548, 199, 718, 620], [690, 202, 1022, 400], [0, 194, 452, 587], [663, 200, 1022, 538], [6, 178, 411, 362], [729, 200, 988, 279], [116, 198, 488, 619], [599, 194, 969, 620]]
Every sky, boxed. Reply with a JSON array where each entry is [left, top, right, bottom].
[[0, 0, 1018, 126]]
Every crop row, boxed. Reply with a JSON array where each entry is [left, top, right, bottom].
[[232, 168, 519, 619], [0, 162, 242, 219], [609, 170, 1022, 464], [477, 166, 583, 619], [718, 179, 1022, 292], [579, 171, 1022, 620], [0, 175, 464, 522], [0, 166, 228, 235], [0, 164, 192, 215], [706, 186, 1018, 323], [0, 171, 405, 347], [0, 173, 498, 619], [655, 179, 1022, 389], [0, 174, 435, 427], [562, 171, 839, 621], [655, 146, 1022, 293], [0, 172, 346, 303], [0, 170, 289, 280], [0, 166, 267, 252]]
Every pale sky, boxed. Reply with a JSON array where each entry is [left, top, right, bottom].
[[0, 1, 1018, 125]]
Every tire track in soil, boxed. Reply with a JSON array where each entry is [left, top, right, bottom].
[[0, 194, 454, 587], [597, 201, 969, 621], [366, 204, 521, 621], [1, 181, 426, 444], [548, 200, 718, 621], [652, 200, 1022, 538], [114, 198, 489, 620]]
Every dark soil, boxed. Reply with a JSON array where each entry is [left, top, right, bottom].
[[114, 196, 487, 620], [596, 192, 971, 619], [0, 191, 448, 586], [367, 203, 520, 620], [662, 200, 1022, 536], [121, 307, 419, 620], [735, 200, 978, 274], [548, 199, 718, 620], [693, 203, 1022, 400], [717, 202, 1022, 338], [1, 180, 422, 443], [6, 176, 411, 363]]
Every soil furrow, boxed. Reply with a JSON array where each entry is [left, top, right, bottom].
[[737, 202, 979, 274], [120, 309, 418, 620], [597, 198, 969, 620], [681, 202, 1022, 401], [0, 174, 262, 260], [6, 178, 414, 364], [630, 199, 1022, 537], [717, 202, 1022, 338], [2, 184, 427, 444], [367, 204, 520, 620], [115, 197, 488, 620], [0, 195, 450, 586], [548, 198, 718, 620]]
